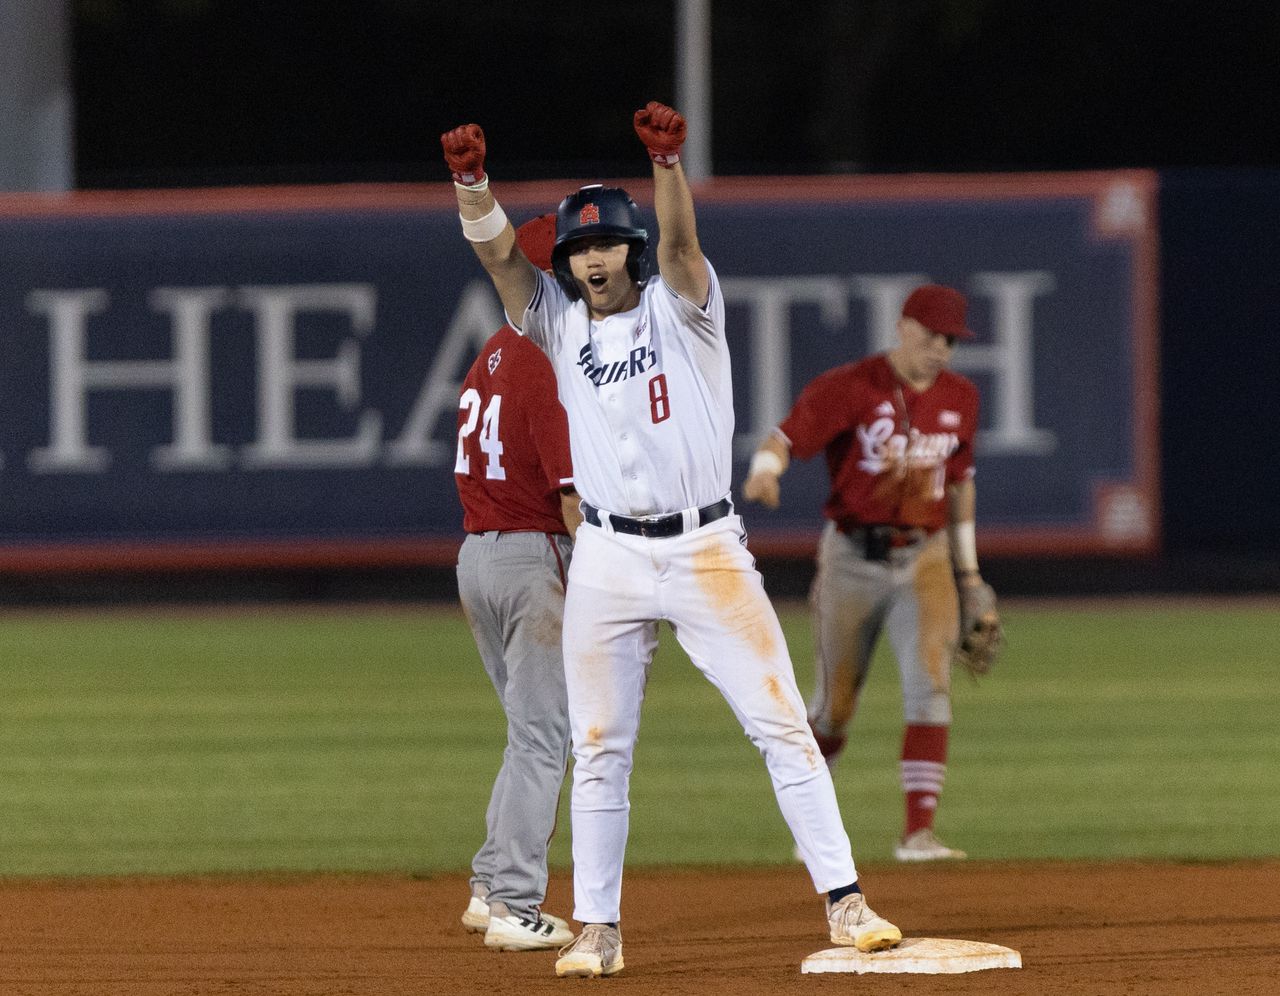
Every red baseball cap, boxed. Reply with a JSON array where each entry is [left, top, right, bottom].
[[901, 284, 975, 339], [515, 213, 557, 272]]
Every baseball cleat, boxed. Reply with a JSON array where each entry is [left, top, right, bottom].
[[827, 893, 902, 952], [554, 923, 624, 977], [461, 895, 489, 932], [485, 907, 575, 951], [894, 828, 968, 862], [461, 895, 570, 934]]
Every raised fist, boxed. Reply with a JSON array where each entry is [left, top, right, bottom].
[[441, 124, 487, 186], [633, 101, 686, 168]]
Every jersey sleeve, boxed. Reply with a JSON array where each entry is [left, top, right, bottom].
[[778, 368, 853, 461], [515, 270, 569, 354], [660, 259, 723, 345]]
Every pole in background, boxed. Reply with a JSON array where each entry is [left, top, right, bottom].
[[0, 0, 74, 192], [675, 0, 712, 182]]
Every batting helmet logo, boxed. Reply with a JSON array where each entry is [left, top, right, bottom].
[[580, 204, 601, 225]]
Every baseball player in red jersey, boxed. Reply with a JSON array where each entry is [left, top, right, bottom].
[[444, 103, 900, 979], [743, 284, 999, 862], [454, 214, 581, 951]]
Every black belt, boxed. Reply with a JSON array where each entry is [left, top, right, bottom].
[[582, 498, 732, 538], [837, 522, 930, 561]]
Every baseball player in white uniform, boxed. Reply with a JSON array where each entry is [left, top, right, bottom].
[[442, 101, 901, 979]]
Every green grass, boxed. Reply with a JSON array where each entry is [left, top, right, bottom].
[[0, 601, 1276, 875]]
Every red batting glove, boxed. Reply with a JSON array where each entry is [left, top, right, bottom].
[[633, 101, 686, 168], [441, 124, 487, 186]]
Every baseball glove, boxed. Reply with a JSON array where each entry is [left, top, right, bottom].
[[953, 575, 1003, 678]]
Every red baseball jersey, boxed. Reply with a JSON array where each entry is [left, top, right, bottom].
[[778, 354, 979, 531], [454, 325, 574, 534]]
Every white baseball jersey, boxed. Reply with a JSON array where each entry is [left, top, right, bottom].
[[506, 253, 861, 925], [514, 264, 733, 516]]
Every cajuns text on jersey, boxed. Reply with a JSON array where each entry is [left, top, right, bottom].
[[779, 355, 979, 532]]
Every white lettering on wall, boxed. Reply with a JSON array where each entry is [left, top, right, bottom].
[[27, 283, 383, 473], [850, 274, 931, 353], [149, 287, 234, 471], [385, 280, 504, 466], [724, 271, 1056, 458], [27, 287, 232, 473], [18, 272, 1058, 475], [959, 271, 1057, 455], [239, 284, 382, 469], [722, 276, 858, 458]]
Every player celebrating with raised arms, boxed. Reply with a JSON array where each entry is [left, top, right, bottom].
[[442, 103, 901, 979]]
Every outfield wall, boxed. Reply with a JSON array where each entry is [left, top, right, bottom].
[[0, 173, 1160, 571]]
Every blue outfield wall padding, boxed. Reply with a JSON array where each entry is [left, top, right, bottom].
[[0, 174, 1161, 570]]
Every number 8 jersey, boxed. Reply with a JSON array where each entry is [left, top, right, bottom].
[[454, 325, 574, 534], [517, 264, 733, 517]]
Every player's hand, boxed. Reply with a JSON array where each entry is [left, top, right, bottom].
[[441, 124, 487, 185], [742, 470, 781, 509], [954, 573, 1003, 678], [634, 101, 686, 168]]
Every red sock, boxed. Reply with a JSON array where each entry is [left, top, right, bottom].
[[901, 724, 949, 836]]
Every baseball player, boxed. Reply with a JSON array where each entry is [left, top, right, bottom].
[[442, 101, 901, 979], [742, 284, 1001, 862], [454, 214, 581, 951]]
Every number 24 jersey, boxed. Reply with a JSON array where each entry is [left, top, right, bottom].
[[454, 325, 574, 535]]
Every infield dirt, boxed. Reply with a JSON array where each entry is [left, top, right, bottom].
[[2, 860, 1277, 995]]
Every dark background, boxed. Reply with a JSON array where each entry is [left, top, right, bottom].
[[25, 0, 1279, 602], [71, 0, 1280, 187]]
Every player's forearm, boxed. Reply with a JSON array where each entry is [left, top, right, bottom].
[[455, 184, 517, 266], [560, 488, 583, 540], [742, 433, 789, 508], [635, 100, 708, 302], [443, 123, 536, 318], [946, 479, 980, 575], [751, 434, 791, 477], [653, 162, 701, 259], [653, 164, 709, 300]]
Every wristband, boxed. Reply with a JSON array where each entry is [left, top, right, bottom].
[[454, 175, 489, 193], [748, 449, 784, 477], [949, 520, 979, 573], [460, 202, 508, 243], [648, 149, 680, 168]]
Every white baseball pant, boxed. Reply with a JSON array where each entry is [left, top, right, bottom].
[[563, 511, 859, 923]]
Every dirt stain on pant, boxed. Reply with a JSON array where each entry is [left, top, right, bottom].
[[569, 643, 612, 749], [912, 535, 959, 692], [692, 536, 778, 660], [527, 593, 565, 651]]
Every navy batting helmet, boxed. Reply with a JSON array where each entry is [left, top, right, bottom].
[[551, 184, 649, 299]]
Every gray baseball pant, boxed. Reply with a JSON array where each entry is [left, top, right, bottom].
[[808, 522, 955, 733], [456, 530, 572, 920]]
